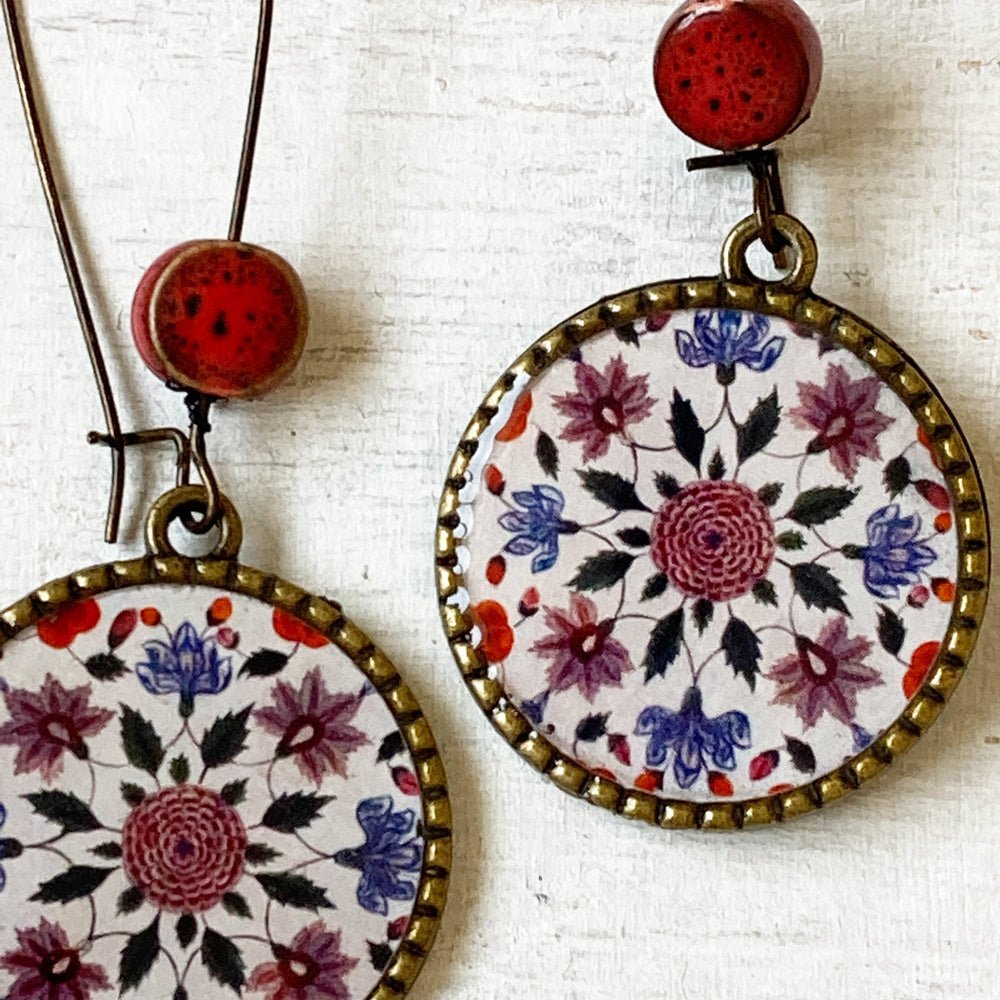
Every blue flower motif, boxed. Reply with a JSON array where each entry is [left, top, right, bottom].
[[498, 484, 576, 574], [334, 796, 422, 915], [851, 724, 873, 753], [859, 504, 937, 599], [675, 310, 785, 382], [136, 621, 232, 716], [635, 687, 751, 790], [520, 690, 550, 727]]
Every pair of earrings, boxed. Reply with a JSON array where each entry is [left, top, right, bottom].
[[0, 3, 988, 1000]]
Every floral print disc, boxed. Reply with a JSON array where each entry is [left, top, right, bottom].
[[440, 298, 988, 825], [0, 576, 447, 1000]]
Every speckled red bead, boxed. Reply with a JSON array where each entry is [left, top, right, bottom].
[[653, 0, 823, 151], [131, 240, 308, 399]]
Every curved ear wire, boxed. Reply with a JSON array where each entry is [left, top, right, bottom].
[[2, 0, 274, 543]]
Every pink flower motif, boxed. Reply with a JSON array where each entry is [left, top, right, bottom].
[[121, 784, 248, 913], [552, 355, 657, 461], [530, 593, 634, 702], [766, 617, 883, 728], [0, 674, 114, 783], [649, 480, 775, 602], [0, 917, 111, 1000], [248, 921, 358, 1000], [254, 667, 370, 785], [790, 364, 894, 481]]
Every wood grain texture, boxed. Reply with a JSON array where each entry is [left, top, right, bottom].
[[0, 1, 998, 997]]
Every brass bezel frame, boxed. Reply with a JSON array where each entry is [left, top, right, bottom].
[[436, 275, 990, 830], [0, 553, 450, 999]]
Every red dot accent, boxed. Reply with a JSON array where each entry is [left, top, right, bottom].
[[653, 0, 822, 151]]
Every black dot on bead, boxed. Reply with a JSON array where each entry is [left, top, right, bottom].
[[237, 249, 253, 259], [753, 110, 765, 121], [680, 78, 691, 89], [740, 91, 752, 103], [709, 98, 721, 112], [223, 271, 233, 283], [715, 65, 725, 77], [751, 66, 765, 78], [184, 294, 201, 318], [246, 312, 257, 322], [213, 311, 229, 337], [705, 31, 712, 41]]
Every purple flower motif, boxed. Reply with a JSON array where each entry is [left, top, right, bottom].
[[635, 687, 750, 789], [675, 310, 784, 383], [498, 484, 576, 574], [552, 355, 657, 461], [1, 918, 111, 1000], [789, 363, 894, 481], [0, 675, 114, 783], [136, 621, 232, 716], [859, 504, 937, 599], [530, 593, 634, 702], [766, 617, 882, 728], [333, 796, 422, 916]]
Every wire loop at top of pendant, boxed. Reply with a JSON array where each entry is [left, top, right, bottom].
[[146, 485, 243, 561], [722, 212, 818, 293]]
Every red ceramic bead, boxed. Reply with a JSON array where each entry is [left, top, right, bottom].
[[653, 0, 823, 151], [131, 240, 309, 398]]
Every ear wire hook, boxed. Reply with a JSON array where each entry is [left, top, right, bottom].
[[2, 0, 275, 543], [687, 147, 791, 271]]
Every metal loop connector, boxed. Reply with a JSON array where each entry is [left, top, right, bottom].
[[722, 213, 818, 293]]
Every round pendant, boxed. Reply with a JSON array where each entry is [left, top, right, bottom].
[[437, 216, 989, 829], [0, 489, 448, 1000]]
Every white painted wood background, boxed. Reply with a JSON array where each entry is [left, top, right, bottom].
[[0, 1, 998, 997]]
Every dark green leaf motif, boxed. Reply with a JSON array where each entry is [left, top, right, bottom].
[[643, 609, 684, 682], [575, 713, 610, 743], [654, 472, 681, 499], [84, 652, 128, 681], [239, 649, 290, 679], [707, 448, 726, 481], [693, 598, 714, 635], [578, 469, 649, 512], [221, 779, 249, 806], [244, 843, 282, 866], [536, 430, 560, 480], [121, 782, 146, 807], [785, 737, 817, 773], [119, 915, 160, 993], [569, 551, 635, 592], [883, 455, 911, 497], [24, 790, 101, 832], [616, 527, 650, 549], [641, 573, 669, 601], [222, 892, 253, 919], [117, 886, 144, 915], [169, 755, 190, 785], [262, 792, 333, 833], [31, 866, 115, 904], [176, 914, 198, 949], [791, 563, 850, 615], [788, 486, 859, 526], [255, 872, 334, 911], [120, 705, 164, 776], [614, 321, 640, 347], [722, 618, 763, 691], [377, 731, 405, 763], [757, 482, 783, 507], [670, 390, 705, 472], [201, 928, 246, 993], [737, 390, 780, 462], [752, 579, 779, 607], [90, 841, 123, 860], [201, 706, 252, 769], [369, 941, 393, 971], [877, 604, 906, 657], [775, 530, 806, 551]]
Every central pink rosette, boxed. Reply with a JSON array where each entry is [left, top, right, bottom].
[[121, 784, 248, 913], [650, 480, 776, 602]]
